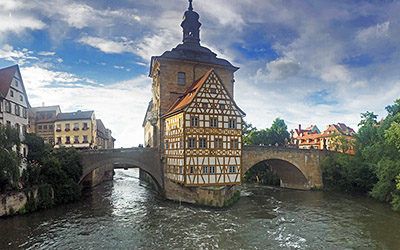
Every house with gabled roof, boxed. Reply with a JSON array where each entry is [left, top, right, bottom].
[[0, 65, 30, 157]]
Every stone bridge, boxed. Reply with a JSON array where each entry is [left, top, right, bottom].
[[78, 146, 329, 191], [243, 146, 328, 190], [79, 147, 162, 189]]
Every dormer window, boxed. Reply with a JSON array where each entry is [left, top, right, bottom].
[[10, 90, 14, 97], [177, 72, 186, 85]]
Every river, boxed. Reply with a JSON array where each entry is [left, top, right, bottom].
[[1, 169, 400, 249]]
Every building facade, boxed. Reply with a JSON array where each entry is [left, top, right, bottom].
[[0, 65, 30, 157], [164, 70, 245, 186], [143, 1, 245, 205], [29, 105, 61, 145], [54, 110, 97, 149], [295, 123, 355, 154], [96, 119, 115, 149]]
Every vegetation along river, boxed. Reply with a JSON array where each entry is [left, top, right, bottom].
[[1, 169, 400, 249]]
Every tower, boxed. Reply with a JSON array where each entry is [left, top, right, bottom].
[[143, 0, 239, 149]]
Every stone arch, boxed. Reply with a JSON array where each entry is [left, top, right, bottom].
[[79, 148, 162, 190], [244, 158, 309, 190], [242, 146, 325, 190]]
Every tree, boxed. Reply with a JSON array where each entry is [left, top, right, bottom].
[[0, 125, 21, 192], [385, 99, 400, 117], [245, 118, 290, 146], [24, 133, 51, 163], [358, 111, 378, 127], [242, 121, 256, 145]]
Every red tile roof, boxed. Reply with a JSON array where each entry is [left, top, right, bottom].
[[164, 69, 213, 117], [0, 65, 18, 98]]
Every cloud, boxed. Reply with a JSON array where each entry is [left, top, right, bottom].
[[265, 57, 301, 80], [78, 36, 136, 54], [357, 21, 390, 43], [0, 44, 38, 65], [22, 65, 150, 147], [0, 13, 45, 36]]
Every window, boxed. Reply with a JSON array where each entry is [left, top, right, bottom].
[[6, 121, 11, 127], [219, 104, 225, 110], [83, 135, 88, 143], [210, 166, 215, 174], [22, 108, 27, 118], [199, 138, 207, 149], [165, 140, 169, 149], [231, 139, 239, 149], [15, 105, 20, 116], [74, 136, 79, 144], [229, 166, 236, 173], [228, 119, 236, 129], [15, 123, 20, 135], [43, 125, 48, 130], [215, 138, 223, 149], [202, 166, 209, 174], [202, 103, 208, 109], [83, 123, 88, 130], [5, 101, 11, 113], [190, 166, 195, 174], [38, 125, 43, 130], [210, 117, 218, 128], [57, 137, 62, 144], [56, 124, 61, 132], [15, 80, 18, 87], [10, 90, 14, 97], [65, 136, 71, 144], [20, 95, 23, 102], [49, 125, 54, 130], [188, 138, 196, 148], [73, 123, 79, 130], [65, 123, 70, 131], [190, 116, 199, 127], [177, 72, 186, 85], [210, 88, 217, 94]]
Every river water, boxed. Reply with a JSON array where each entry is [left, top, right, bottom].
[[1, 169, 400, 249]]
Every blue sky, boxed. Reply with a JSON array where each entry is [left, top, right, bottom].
[[1, 0, 400, 147]]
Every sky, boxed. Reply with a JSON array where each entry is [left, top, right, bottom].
[[1, 0, 400, 147]]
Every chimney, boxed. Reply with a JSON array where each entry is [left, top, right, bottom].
[[298, 124, 301, 131]]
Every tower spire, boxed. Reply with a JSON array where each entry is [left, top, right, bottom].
[[181, 0, 201, 44], [188, 0, 193, 11]]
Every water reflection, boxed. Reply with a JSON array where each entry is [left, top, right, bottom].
[[0, 169, 399, 249]]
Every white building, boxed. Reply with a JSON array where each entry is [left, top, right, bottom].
[[0, 65, 30, 157]]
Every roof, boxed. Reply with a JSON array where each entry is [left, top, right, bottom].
[[56, 110, 94, 121], [96, 119, 106, 133], [163, 69, 245, 118], [0, 65, 17, 98], [322, 123, 355, 136], [30, 105, 61, 113], [165, 69, 213, 116], [149, 42, 239, 77], [0, 64, 31, 107]]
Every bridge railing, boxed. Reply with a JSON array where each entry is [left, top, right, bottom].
[[79, 147, 157, 155]]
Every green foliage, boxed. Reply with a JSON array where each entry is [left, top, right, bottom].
[[245, 118, 290, 146], [0, 125, 21, 192], [322, 99, 400, 211], [24, 133, 51, 163], [242, 121, 257, 145], [321, 154, 376, 193]]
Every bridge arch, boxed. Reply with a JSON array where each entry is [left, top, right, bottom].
[[79, 148, 163, 190], [242, 146, 325, 190], [244, 158, 309, 190]]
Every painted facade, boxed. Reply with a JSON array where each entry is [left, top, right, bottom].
[[54, 110, 97, 149]]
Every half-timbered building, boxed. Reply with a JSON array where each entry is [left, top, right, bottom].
[[164, 69, 245, 186]]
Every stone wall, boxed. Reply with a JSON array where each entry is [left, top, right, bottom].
[[0, 189, 38, 217], [164, 179, 239, 207]]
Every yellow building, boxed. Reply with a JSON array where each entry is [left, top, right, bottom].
[[164, 69, 245, 186], [54, 110, 97, 149]]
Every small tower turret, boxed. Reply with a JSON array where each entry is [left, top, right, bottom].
[[181, 0, 201, 44]]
